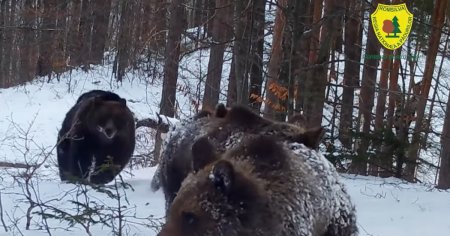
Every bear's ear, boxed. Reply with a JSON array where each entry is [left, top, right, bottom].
[[225, 105, 271, 127], [214, 103, 228, 118], [191, 137, 217, 172], [211, 160, 235, 195], [291, 127, 324, 149]]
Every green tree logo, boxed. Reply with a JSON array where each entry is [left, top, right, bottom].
[[383, 16, 401, 38]]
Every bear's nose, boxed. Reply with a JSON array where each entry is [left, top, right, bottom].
[[105, 128, 113, 135]]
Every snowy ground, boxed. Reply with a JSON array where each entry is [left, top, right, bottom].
[[0, 67, 449, 236]]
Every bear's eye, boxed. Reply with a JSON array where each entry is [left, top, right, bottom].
[[181, 211, 198, 227]]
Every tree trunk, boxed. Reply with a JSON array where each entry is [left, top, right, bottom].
[[37, 0, 56, 77], [203, 0, 231, 110], [115, 0, 133, 81], [405, 0, 448, 182], [233, 0, 250, 105], [67, 0, 82, 68], [370, 48, 392, 176], [339, 0, 362, 149], [78, 0, 93, 69], [248, 0, 265, 111], [227, 55, 237, 106], [0, 0, 5, 87], [303, 0, 343, 129], [438, 92, 450, 189], [159, 0, 186, 117], [91, 0, 112, 64], [20, 0, 38, 84], [351, 0, 381, 175], [263, 0, 287, 119]]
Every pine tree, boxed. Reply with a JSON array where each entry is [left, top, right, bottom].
[[392, 16, 401, 37]]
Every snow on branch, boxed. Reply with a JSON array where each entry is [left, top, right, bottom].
[[0, 161, 37, 169], [135, 113, 178, 133]]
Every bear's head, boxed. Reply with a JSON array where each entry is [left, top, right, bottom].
[[158, 136, 282, 236], [206, 104, 324, 150], [76, 97, 134, 144]]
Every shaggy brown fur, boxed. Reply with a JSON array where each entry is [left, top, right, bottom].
[[151, 104, 324, 212], [57, 90, 135, 185], [158, 136, 358, 236]]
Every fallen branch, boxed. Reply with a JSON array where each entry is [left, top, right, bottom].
[[135, 113, 175, 133], [0, 161, 37, 169], [135, 118, 170, 133]]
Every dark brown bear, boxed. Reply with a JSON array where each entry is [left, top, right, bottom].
[[158, 135, 358, 236], [151, 104, 323, 212], [57, 90, 135, 185]]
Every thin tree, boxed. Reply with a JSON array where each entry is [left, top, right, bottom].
[[351, 0, 381, 175], [248, 0, 265, 111], [233, 0, 250, 105], [263, 0, 287, 119], [303, 0, 344, 129], [339, 0, 363, 149], [438, 91, 450, 189], [91, 0, 112, 64], [405, 0, 448, 182], [203, 0, 232, 110], [156, 0, 186, 164]]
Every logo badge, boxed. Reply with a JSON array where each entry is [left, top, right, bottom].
[[371, 3, 413, 50]]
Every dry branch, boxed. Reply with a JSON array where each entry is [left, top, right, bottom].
[[0, 161, 37, 169], [135, 113, 175, 133]]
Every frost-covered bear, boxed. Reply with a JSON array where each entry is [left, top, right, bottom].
[[158, 135, 358, 236], [151, 104, 322, 211]]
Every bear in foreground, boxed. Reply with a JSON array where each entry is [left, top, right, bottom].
[[151, 104, 323, 211], [158, 135, 358, 236], [57, 90, 135, 185]]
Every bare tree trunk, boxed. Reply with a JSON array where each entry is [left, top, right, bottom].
[[8, 0, 18, 84], [0, 0, 5, 87], [67, 0, 82, 68], [203, 0, 231, 110], [115, 0, 133, 81], [304, 0, 343, 129], [78, 0, 93, 69], [19, 0, 36, 83], [248, 0, 265, 111], [405, 0, 448, 182], [339, 0, 362, 149], [351, 0, 381, 175], [370, 48, 392, 176], [155, 0, 186, 164], [233, 0, 250, 105], [37, 0, 57, 76], [159, 0, 186, 117], [91, 0, 112, 64], [263, 0, 287, 119], [293, 1, 314, 114], [227, 55, 237, 106], [438, 92, 450, 189]]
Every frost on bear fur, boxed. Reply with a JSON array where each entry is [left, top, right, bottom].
[[151, 104, 323, 212], [158, 135, 358, 236]]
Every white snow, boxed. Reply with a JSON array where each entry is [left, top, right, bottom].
[[0, 65, 449, 236]]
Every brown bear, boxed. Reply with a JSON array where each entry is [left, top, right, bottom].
[[57, 90, 135, 185], [158, 135, 358, 236], [151, 104, 323, 212]]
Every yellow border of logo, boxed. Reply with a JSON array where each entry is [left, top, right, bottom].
[[371, 3, 414, 50]]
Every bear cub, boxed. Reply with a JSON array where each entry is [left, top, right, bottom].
[[158, 135, 358, 236], [57, 90, 135, 185]]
